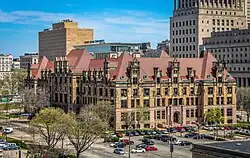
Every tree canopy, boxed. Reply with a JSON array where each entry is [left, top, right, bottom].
[[205, 108, 224, 125]]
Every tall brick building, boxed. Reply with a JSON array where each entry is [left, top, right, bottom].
[[39, 19, 93, 61], [29, 49, 237, 130]]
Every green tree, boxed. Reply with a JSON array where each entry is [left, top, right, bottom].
[[66, 105, 108, 158], [0, 69, 26, 95], [30, 108, 71, 156], [237, 87, 250, 122], [205, 108, 224, 125]]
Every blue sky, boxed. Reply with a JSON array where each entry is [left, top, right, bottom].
[[0, 0, 173, 57]]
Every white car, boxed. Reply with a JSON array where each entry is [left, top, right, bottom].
[[131, 148, 146, 153], [173, 140, 182, 145], [110, 142, 119, 147]]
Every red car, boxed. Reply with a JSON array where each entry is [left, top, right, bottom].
[[120, 139, 134, 145], [145, 146, 158, 151], [115, 132, 123, 137]]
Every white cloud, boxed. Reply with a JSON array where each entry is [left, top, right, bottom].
[[0, 9, 170, 47]]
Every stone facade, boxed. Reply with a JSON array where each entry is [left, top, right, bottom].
[[31, 49, 237, 131], [170, 0, 247, 58], [202, 28, 250, 87]]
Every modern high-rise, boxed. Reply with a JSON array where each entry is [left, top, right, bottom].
[[170, 0, 247, 58], [39, 19, 93, 61]]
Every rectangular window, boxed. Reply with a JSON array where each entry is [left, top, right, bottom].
[[195, 98, 198, 105], [173, 88, 178, 95], [227, 108, 232, 116], [221, 109, 224, 116], [173, 77, 178, 84], [133, 89, 138, 96], [162, 98, 165, 106], [121, 89, 127, 97], [165, 88, 169, 96], [131, 99, 135, 108], [162, 110, 165, 119], [190, 87, 194, 95], [179, 98, 183, 105], [168, 99, 172, 105], [208, 87, 213, 94], [121, 100, 127, 108], [157, 99, 161, 107], [143, 88, 150, 96], [136, 99, 140, 106], [227, 97, 232, 104], [132, 77, 138, 84], [144, 99, 150, 107], [99, 88, 103, 96], [191, 109, 194, 117], [157, 88, 161, 95], [191, 98, 194, 105], [186, 98, 189, 106], [218, 87, 222, 95], [182, 87, 187, 95], [227, 87, 232, 94], [217, 97, 220, 105], [110, 89, 114, 97], [221, 97, 224, 105], [186, 110, 190, 117], [208, 97, 213, 105], [157, 111, 161, 119]]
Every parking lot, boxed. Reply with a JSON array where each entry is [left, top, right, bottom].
[[82, 131, 219, 158]]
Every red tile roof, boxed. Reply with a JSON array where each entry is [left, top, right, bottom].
[[32, 49, 234, 82]]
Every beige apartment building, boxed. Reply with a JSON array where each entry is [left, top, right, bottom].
[[170, 0, 247, 58], [39, 19, 93, 61], [202, 28, 250, 87]]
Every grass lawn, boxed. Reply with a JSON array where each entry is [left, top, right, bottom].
[[0, 103, 23, 110]]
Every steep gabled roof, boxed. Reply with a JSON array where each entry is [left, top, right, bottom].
[[67, 49, 93, 73]]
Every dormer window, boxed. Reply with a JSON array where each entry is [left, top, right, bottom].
[[156, 77, 161, 84], [218, 77, 222, 82], [132, 77, 138, 84]]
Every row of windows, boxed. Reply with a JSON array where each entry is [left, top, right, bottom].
[[173, 37, 196, 44], [173, 28, 196, 36], [236, 78, 250, 87], [172, 45, 196, 52], [212, 19, 237, 26], [172, 20, 196, 28], [204, 38, 250, 45], [208, 97, 233, 105], [206, 10, 237, 16], [212, 30, 250, 37], [172, 54, 196, 58], [175, 10, 198, 17], [229, 67, 250, 72]]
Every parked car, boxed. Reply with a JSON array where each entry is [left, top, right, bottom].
[[133, 131, 140, 136], [125, 132, 134, 137], [193, 134, 205, 139], [3, 144, 20, 150], [184, 133, 197, 138], [110, 142, 119, 147], [162, 130, 169, 134], [131, 148, 146, 153], [176, 127, 185, 132], [3, 128, 13, 134], [173, 140, 182, 145], [120, 139, 134, 145], [115, 132, 123, 138], [151, 131, 157, 135], [145, 146, 158, 151], [114, 148, 125, 155], [178, 141, 192, 146], [114, 142, 126, 148], [145, 130, 152, 135], [137, 130, 146, 135], [168, 128, 177, 133], [136, 143, 147, 148]]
